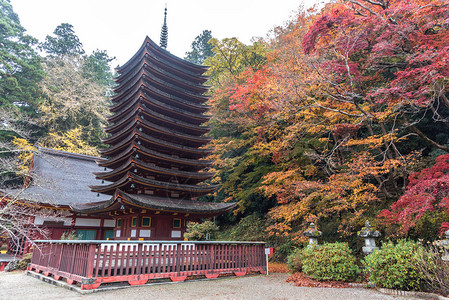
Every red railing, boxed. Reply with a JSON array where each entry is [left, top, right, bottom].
[[29, 240, 266, 290]]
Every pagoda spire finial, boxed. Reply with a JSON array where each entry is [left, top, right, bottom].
[[160, 4, 168, 49]]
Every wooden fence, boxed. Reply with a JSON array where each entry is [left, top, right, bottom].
[[28, 240, 266, 290]]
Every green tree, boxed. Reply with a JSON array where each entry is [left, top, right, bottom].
[[184, 30, 214, 65], [40, 23, 84, 56], [82, 49, 115, 87], [204, 37, 267, 87], [0, 0, 44, 112]]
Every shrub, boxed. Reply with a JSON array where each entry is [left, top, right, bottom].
[[416, 245, 449, 295], [60, 230, 80, 240], [287, 247, 304, 273], [184, 220, 219, 241], [218, 214, 266, 241], [17, 252, 32, 270], [363, 239, 426, 291], [300, 242, 359, 282]]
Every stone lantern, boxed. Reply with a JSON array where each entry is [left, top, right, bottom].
[[441, 229, 449, 261], [303, 223, 322, 246], [358, 220, 381, 255]]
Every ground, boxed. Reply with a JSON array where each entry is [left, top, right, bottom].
[[0, 271, 420, 299]]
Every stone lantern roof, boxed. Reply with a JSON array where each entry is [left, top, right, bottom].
[[303, 223, 322, 238], [357, 220, 381, 238]]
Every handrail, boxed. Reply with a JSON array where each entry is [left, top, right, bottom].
[[28, 239, 267, 290], [33, 240, 266, 245]]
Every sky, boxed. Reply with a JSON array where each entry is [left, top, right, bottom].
[[10, 0, 316, 66]]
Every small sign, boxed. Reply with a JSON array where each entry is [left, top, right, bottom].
[[265, 247, 273, 256]]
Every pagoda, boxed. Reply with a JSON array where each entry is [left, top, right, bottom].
[[73, 11, 234, 240]]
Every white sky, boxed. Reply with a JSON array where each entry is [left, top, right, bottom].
[[10, 0, 317, 66]]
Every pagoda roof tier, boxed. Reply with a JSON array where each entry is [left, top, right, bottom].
[[94, 157, 214, 183], [99, 130, 210, 158], [117, 37, 208, 79], [89, 172, 217, 196], [111, 71, 208, 105], [110, 83, 209, 116], [72, 189, 235, 215], [109, 93, 209, 125], [102, 116, 210, 146], [97, 143, 212, 170], [114, 59, 209, 95], [105, 103, 209, 136]]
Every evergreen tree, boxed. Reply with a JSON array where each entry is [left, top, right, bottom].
[[40, 23, 85, 56], [185, 30, 214, 65], [0, 0, 44, 112], [82, 49, 115, 87]]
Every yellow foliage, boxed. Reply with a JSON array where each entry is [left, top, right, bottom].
[[40, 127, 99, 156], [11, 137, 36, 176]]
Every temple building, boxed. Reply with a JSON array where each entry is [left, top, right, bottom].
[[75, 35, 233, 240], [1, 9, 234, 249]]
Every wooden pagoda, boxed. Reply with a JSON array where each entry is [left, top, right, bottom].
[[73, 37, 234, 240]]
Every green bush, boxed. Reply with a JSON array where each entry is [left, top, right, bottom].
[[300, 242, 359, 282], [287, 247, 304, 273], [17, 252, 32, 270], [184, 220, 219, 241], [217, 214, 266, 241], [363, 240, 427, 291]]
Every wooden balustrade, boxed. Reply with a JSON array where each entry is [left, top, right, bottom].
[[28, 240, 266, 290]]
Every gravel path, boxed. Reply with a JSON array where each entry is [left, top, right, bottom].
[[0, 271, 418, 300]]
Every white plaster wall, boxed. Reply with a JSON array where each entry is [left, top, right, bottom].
[[139, 230, 151, 237], [171, 230, 182, 238], [75, 218, 101, 227], [103, 219, 116, 227]]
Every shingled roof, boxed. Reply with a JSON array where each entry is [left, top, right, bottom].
[[8, 147, 111, 207]]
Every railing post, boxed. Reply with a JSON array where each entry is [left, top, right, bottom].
[[69, 243, 77, 275], [86, 243, 97, 278], [136, 243, 143, 275]]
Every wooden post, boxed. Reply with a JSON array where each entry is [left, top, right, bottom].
[[86, 244, 97, 279]]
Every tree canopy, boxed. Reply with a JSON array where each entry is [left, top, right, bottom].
[[40, 23, 85, 56], [0, 0, 44, 112], [185, 30, 214, 64], [205, 0, 449, 244]]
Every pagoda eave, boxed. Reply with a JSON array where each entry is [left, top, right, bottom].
[[99, 130, 211, 158], [114, 63, 208, 95], [96, 144, 212, 169], [101, 119, 211, 147], [110, 90, 210, 123], [117, 37, 208, 78], [89, 172, 217, 195], [93, 157, 214, 182], [104, 107, 210, 135], [72, 189, 235, 216]]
